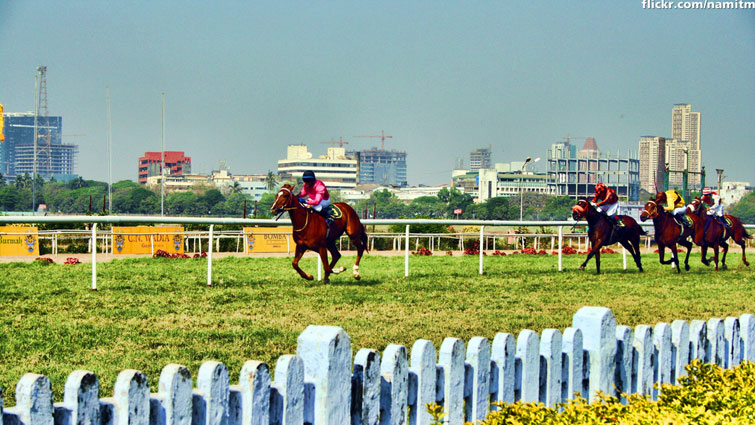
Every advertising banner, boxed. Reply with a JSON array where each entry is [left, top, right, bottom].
[[0, 226, 39, 256], [244, 227, 293, 253], [112, 226, 184, 255]]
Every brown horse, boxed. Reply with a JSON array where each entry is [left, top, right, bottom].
[[688, 198, 751, 269], [639, 198, 696, 273], [270, 184, 368, 283], [571, 199, 645, 274]]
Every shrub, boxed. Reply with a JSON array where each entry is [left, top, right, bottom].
[[413, 248, 432, 256], [461, 359, 755, 425]]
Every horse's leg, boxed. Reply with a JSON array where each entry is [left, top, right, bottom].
[[318, 246, 333, 283], [700, 245, 710, 266], [349, 231, 365, 280], [738, 240, 749, 266], [678, 239, 693, 271], [626, 232, 644, 272], [327, 241, 345, 274], [712, 243, 719, 272], [669, 242, 680, 273], [720, 240, 729, 270], [579, 245, 599, 272], [292, 245, 313, 281], [657, 244, 671, 265]]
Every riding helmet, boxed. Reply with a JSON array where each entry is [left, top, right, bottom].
[[302, 170, 316, 182]]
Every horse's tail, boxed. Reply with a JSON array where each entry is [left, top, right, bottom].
[[360, 223, 370, 252]]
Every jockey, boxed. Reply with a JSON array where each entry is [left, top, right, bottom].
[[592, 183, 620, 225], [701, 186, 727, 229], [663, 189, 687, 217], [298, 170, 333, 225]]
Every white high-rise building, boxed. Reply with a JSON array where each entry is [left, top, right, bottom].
[[671, 104, 702, 186], [277, 144, 358, 190], [639, 136, 666, 193]]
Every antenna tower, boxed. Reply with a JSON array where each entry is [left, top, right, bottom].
[[36, 66, 53, 176]]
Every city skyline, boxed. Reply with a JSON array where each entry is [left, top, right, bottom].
[[1, 2, 753, 185]]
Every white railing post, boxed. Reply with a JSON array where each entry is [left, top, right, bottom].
[[404, 224, 410, 277], [207, 224, 214, 287], [317, 254, 322, 281], [558, 226, 563, 272], [623, 246, 627, 270], [479, 225, 484, 275], [91, 223, 97, 291]]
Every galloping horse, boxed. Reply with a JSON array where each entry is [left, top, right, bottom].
[[639, 197, 697, 273], [270, 184, 368, 283], [571, 199, 645, 274], [688, 197, 751, 269]]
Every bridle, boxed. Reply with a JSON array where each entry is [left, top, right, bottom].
[[273, 186, 310, 232], [642, 200, 658, 218]]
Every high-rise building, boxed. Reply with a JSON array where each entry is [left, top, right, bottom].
[[277, 145, 358, 190], [638, 136, 666, 193], [348, 148, 407, 187], [138, 151, 191, 184], [1, 112, 78, 179], [671, 104, 702, 186], [469, 146, 492, 170], [547, 138, 640, 202]]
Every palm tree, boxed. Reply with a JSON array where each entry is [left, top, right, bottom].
[[15, 173, 31, 190], [265, 171, 278, 192], [230, 181, 243, 195]]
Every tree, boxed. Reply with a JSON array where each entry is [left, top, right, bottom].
[[730, 192, 755, 223], [541, 196, 575, 220], [409, 196, 445, 217], [229, 181, 243, 195], [265, 171, 278, 192]]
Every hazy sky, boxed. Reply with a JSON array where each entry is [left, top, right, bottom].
[[2, 1, 753, 185]]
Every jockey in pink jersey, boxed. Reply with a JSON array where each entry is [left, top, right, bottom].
[[298, 170, 333, 225]]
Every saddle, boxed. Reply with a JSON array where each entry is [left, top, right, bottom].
[[324, 204, 343, 221], [673, 215, 694, 229]]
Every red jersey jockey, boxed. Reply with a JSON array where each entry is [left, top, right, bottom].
[[701, 186, 727, 230], [298, 170, 333, 225], [591, 183, 620, 225]]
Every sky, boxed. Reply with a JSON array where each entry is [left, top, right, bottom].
[[1, 1, 754, 186]]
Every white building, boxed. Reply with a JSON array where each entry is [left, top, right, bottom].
[[720, 181, 751, 207], [277, 145, 358, 190], [639, 136, 666, 193], [671, 104, 702, 186]]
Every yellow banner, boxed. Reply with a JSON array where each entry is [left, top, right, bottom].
[[112, 226, 184, 255], [0, 226, 39, 256], [244, 227, 293, 253]]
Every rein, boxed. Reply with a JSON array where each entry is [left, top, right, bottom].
[[276, 186, 310, 232]]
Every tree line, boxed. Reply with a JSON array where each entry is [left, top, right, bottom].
[[5, 173, 751, 222]]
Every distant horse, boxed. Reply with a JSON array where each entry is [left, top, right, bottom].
[[270, 184, 368, 283], [688, 197, 751, 270], [639, 196, 696, 273], [571, 199, 645, 274]]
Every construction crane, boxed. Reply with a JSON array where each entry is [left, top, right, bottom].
[[321, 137, 349, 148], [354, 130, 393, 151]]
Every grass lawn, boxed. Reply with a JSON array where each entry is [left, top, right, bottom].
[[1, 252, 753, 405]]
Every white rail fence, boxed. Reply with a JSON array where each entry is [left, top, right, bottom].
[[1, 216, 754, 289], [1, 307, 753, 425]]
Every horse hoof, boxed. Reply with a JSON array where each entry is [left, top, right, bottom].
[[333, 267, 346, 274], [323, 279, 330, 284], [578, 265, 585, 271], [745, 261, 750, 267], [305, 274, 314, 281], [354, 274, 361, 280]]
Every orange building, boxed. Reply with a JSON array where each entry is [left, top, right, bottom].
[[138, 151, 191, 184]]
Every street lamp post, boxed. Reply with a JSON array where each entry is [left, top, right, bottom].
[[519, 157, 541, 221]]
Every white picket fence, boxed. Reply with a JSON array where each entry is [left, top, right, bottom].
[[2, 306, 754, 425]]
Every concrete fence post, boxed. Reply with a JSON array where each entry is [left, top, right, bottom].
[[707, 318, 725, 367], [465, 337, 490, 422], [723, 317, 741, 369], [689, 320, 708, 362], [54, 371, 100, 425], [296, 326, 351, 425], [614, 326, 633, 402], [632, 325, 654, 396], [14, 374, 54, 425], [113, 370, 149, 425], [408, 341, 435, 425], [237, 361, 270, 425], [561, 327, 584, 402], [490, 333, 515, 406], [670, 320, 690, 383], [270, 355, 304, 425], [572, 307, 617, 401], [740, 314, 755, 362], [156, 364, 193, 425], [379, 345, 408, 425], [515, 330, 539, 403], [653, 323, 671, 399], [353, 349, 381, 425], [539, 329, 562, 408], [438, 337, 465, 424], [195, 362, 229, 425]]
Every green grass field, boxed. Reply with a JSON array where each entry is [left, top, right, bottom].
[[1, 252, 753, 405]]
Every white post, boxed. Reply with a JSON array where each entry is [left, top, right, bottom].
[[150, 234, 154, 255], [91, 223, 97, 291], [317, 254, 322, 281], [479, 225, 484, 275], [558, 226, 563, 272], [207, 224, 214, 287], [404, 224, 410, 277], [623, 246, 627, 270]]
